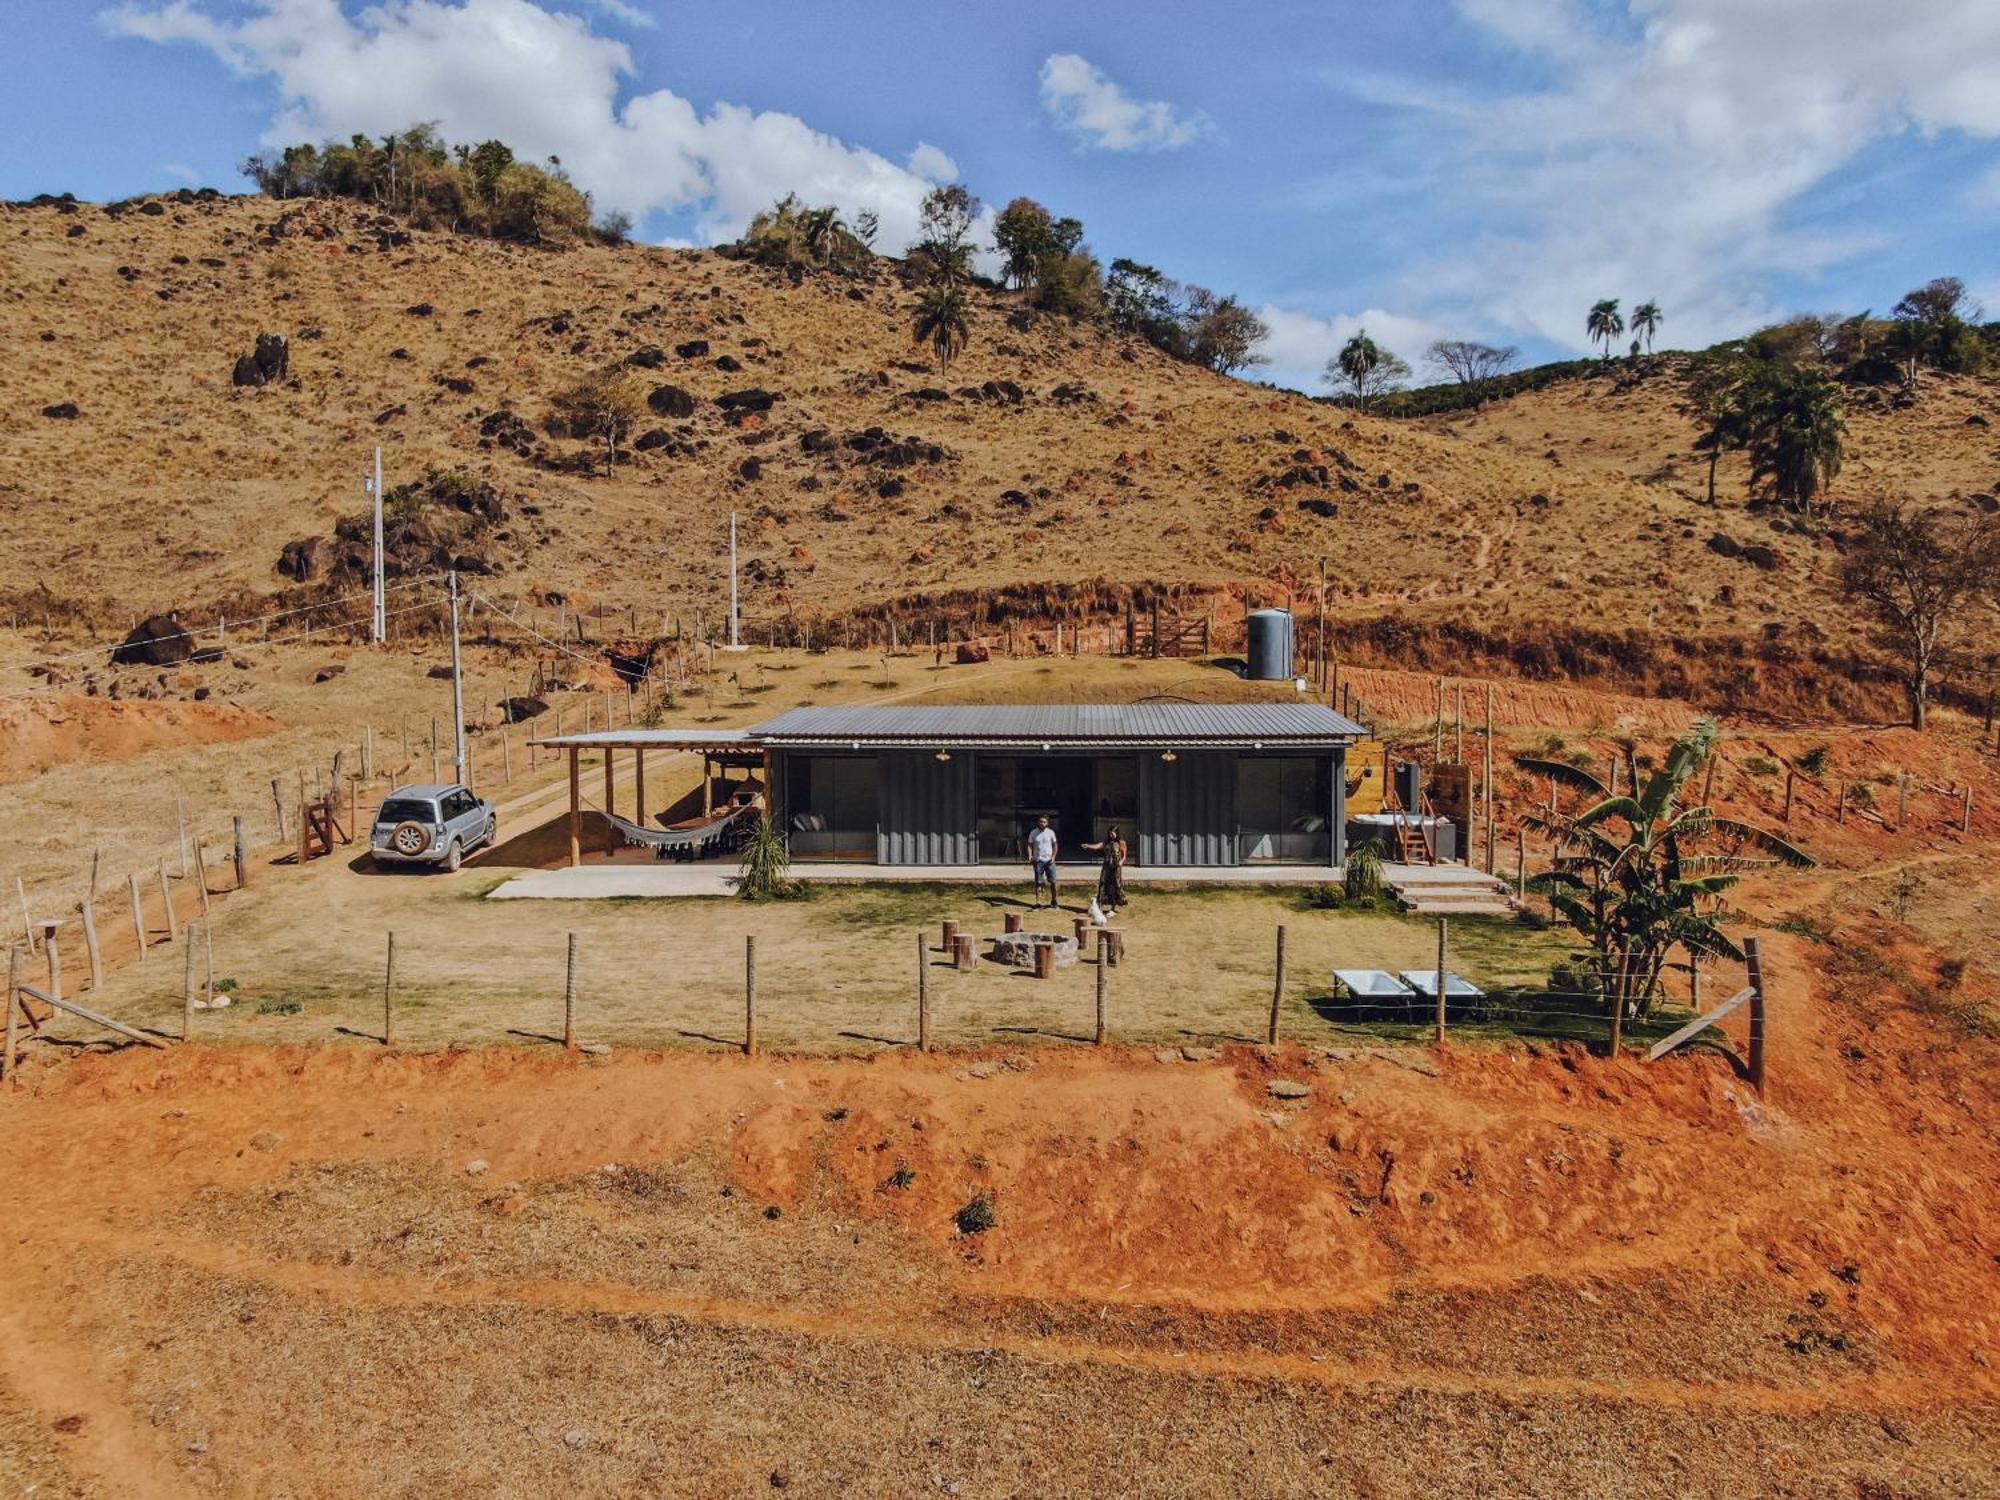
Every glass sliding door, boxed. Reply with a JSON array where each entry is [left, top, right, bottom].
[[786, 754, 879, 859], [1236, 755, 1332, 863]]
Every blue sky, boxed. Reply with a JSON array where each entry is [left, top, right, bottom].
[[7, 0, 1999, 388]]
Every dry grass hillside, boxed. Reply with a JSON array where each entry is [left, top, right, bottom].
[[5, 192, 1995, 714]]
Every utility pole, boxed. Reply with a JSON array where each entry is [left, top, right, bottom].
[[726, 510, 744, 651], [369, 446, 385, 643], [1316, 555, 1328, 692], [448, 570, 467, 788]]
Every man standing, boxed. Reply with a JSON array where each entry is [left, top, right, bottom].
[[1027, 815, 1059, 909]]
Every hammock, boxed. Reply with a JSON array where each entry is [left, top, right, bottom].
[[604, 801, 759, 860]]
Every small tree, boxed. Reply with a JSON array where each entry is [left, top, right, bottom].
[[1182, 288, 1268, 375], [913, 284, 972, 375], [852, 209, 880, 250], [1328, 330, 1409, 407], [1739, 363, 1846, 517], [1839, 500, 2000, 729], [1425, 339, 1518, 397], [1524, 718, 1812, 1050], [1684, 353, 1750, 506], [549, 366, 645, 475], [1586, 298, 1624, 360], [907, 183, 980, 286]]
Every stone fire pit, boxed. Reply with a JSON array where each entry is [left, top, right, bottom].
[[988, 932, 1079, 968]]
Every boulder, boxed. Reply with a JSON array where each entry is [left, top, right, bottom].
[[675, 339, 710, 359], [955, 642, 989, 664], [715, 387, 780, 414], [40, 402, 81, 419], [276, 535, 328, 582], [111, 615, 193, 666], [714, 354, 742, 373], [500, 695, 549, 723], [646, 384, 696, 418], [624, 344, 667, 369], [314, 663, 346, 683]]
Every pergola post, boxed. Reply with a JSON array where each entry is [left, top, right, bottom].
[[701, 754, 712, 816], [567, 747, 581, 868], [603, 745, 618, 853], [634, 748, 646, 830]]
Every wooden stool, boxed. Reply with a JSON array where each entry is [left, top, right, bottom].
[[1004, 911, 1023, 934], [1032, 938, 1056, 980], [952, 933, 975, 970], [1100, 929, 1125, 967], [942, 918, 959, 950], [1072, 917, 1090, 949]]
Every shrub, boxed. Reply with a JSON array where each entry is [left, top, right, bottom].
[[737, 813, 803, 901], [1344, 839, 1386, 902], [954, 1191, 997, 1235], [1300, 883, 1344, 910], [1797, 745, 1831, 777], [1743, 754, 1782, 777]]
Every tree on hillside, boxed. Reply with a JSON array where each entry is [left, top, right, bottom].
[[913, 284, 972, 376], [1683, 353, 1750, 506], [1737, 363, 1846, 517], [1839, 501, 2000, 729], [1328, 330, 1409, 407], [737, 194, 870, 273], [1632, 301, 1663, 353], [852, 209, 880, 250], [1425, 339, 1519, 398], [1105, 259, 1184, 347], [1892, 276, 1988, 383], [906, 184, 980, 286], [1586, 298, 1625, 359], [549, 365, 646, 476], [993, 197, 1056, 290], [1523, 717, 1811, 1051], [1184, 290, 1269, 375]]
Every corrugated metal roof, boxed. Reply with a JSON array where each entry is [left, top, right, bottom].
[[527, 729, 755, 749], [751, 703, 1363, 744]]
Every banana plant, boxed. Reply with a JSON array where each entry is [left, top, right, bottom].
[[1518, 718, 1812, 1050]]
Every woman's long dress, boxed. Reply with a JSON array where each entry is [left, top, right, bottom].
[[1096, 841, 1128, 908]]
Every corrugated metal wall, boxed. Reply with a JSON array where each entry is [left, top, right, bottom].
[[876, 749, 977, 865], [1138, 751, 1237, 866]]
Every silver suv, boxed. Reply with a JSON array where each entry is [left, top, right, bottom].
[[370, 783, 497, 872]]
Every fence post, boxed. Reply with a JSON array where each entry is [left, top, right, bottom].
[[1267, 925, 1286, 1045], [1433, 917, 1448, 1046], [1962, 785, 1973, 833], [916, 931, 930, 1052], [1515, 829, 1526, 898], [80, 901, 102, 990], [272, 779, 287, 841], [17, 879, 35, 955], [233, 816, 249, 890], [563, 932, 578, 1050], [1095, 944, 1108, 1046], [192, 839, 212, 916], [129, 874, 148, 961], [383, 932, 397, 1047], [1744, 935, 1767, 1096], [182, 922, 199, 1041], [4, 945, 19, 1082], [40, 924, 60, 1005], [744, 935, 758, 1057], [158, 861, 178, 944]]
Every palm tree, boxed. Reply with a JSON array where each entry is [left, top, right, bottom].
[[1586, 298, 1625, 360], [1521, 718, 1811, 1052], [1684, 354, 1748, 506], [1740, 364, 1846, 517], [1329, 330, 1408, 408], [1632, 301, 1663, 354], [913, 284, 971, 376]]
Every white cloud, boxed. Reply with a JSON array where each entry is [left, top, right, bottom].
[[1335, 0, 2000, 352], [579, 0, 654, 27], [103, 0, 956, 249], [905, 142, 957, 183], [1256, 304, 1450, 392], [1039, 53, 1208, 152], [160, 161, 200, 183]]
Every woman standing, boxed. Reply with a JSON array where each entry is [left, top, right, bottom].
[[1082, 826, 1128, 916]]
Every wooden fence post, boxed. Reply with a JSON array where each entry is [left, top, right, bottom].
[[1838, 782, 1848, 824], [382, 932, 397, 1047], [1782, 769, 1795, 822], [1897, 773, 1908, 828], [192, 839, 212, 916], [1744, 936, 1767, 1096], [129, 874, 147, 961], [16, 879, 34, 956], [1095, 944, 1108, 1046], [1267, 925, 1286, 1045], [233, 816, 249, 890], [916, 931, 930, 1052], [80, 901, 102, 991], [1433, 917, 1448, 1046], [176, 794, 191, 879], [182, 922, 198, 1041], [744, 935, 758, 1057], [1515, 829, 1527, 898], [4, 945, 19, 1082], [1962, 785, 1973, 833], [158, 861, 178, 944], [563, 931, 578, 1050], [272, 779, 287, 841], [40, 925, 60, 1005]]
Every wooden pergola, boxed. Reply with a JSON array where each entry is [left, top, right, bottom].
[[527, 728, 769, 867]]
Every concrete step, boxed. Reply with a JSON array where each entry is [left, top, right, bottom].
[[1398, 897, 1520, 916]]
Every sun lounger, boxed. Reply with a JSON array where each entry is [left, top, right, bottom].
[[1399, 969, 1483, 1000], [1332, 969, 1416, 999]]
